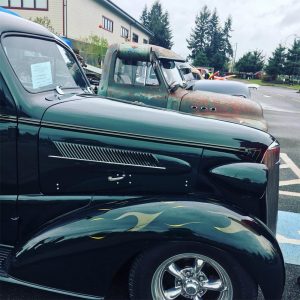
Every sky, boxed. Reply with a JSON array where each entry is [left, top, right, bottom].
[[112, 0, 300, 61]]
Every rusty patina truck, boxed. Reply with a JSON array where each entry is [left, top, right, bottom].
[[99, 43, 267, 131]]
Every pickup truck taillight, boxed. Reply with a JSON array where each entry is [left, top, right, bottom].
[[262, 141, 280, 169]]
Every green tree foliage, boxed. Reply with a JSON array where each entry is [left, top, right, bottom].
[[140, 1, 173, 49], [265, 45, 286, 80], [187, 6, 233, 70], [235, 50, 265, 73], [285, 39, 300, 77], [79, 35, 108, 67], [30, 16, 56, 34], [187, 5, 211, 60]]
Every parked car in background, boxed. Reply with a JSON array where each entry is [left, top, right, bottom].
[[193, 80, 257, 99], [0, 13, 284, 300], [99, 43, 268, 131]]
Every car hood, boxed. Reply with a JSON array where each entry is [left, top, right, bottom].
[[179, 90, 267, 131], [41, 96, 273, 153]]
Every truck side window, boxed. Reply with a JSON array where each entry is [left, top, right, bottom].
[[114, 58, 159, 86], [0, 74, 16, 116]]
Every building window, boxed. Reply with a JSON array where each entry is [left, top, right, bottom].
[[121, 26, 129, 39], [132, 33, 139, 43], [0, 0, 48, 10], [143, 39, 148, 44], [102, 16, 113, 32]]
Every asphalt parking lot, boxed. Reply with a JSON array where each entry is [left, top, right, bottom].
[[251, 85, 300, 300]]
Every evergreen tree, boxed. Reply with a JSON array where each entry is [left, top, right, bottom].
[[265, 44, 286, 80], [187, 5, 211, 60], [222, 17, 233, 58], [235, 50, 265, 73], [140, 1, 173, 49], [187, 6, 233, 70], [285, 39, 300, 78], [193, 50, 209, 67], [140, 5, 149, 28]]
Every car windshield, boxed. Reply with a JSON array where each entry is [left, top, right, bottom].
[[2, 36, 88, 93], [160, 59, 184, 87]]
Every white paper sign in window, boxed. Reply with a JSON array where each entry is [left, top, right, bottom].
[[31, 61, 53, 89]]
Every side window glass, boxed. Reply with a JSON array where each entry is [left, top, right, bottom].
[[114, 58, 159, 86], [0, 74, 16, 116]]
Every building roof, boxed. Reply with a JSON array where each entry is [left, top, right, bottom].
[[100, 0, 153, 37]]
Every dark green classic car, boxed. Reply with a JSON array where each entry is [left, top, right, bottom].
[[0, 13, 284, 300]]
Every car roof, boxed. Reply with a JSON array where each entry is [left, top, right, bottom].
[[116, 42, 185, 62], [193, 80, 250, 98], [0, 12, 55, 38]]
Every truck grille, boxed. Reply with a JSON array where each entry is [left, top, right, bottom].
[[262, 141, 280, 234]]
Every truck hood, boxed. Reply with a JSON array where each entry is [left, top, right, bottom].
[[41, 96, 274, 153], [179, 90, 268, 131]]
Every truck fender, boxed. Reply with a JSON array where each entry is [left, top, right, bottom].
[[11, 197, 284, 299]]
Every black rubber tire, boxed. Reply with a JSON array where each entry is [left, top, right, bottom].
[[129, 242, 258, 300]]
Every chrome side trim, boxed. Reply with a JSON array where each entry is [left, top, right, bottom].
[[0, 276, 103, 300], [18, 117, 40, 126], [48, 155, 166, 169], [41, 120, 250, 153], [0, 114, 17, 122], [50, 141, 165, 170]]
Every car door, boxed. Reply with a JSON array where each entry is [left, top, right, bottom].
[[0, 73, 18, 245], [107, 58, 168, 108]]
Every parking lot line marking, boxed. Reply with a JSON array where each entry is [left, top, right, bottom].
[[279, 191, 300, 197], [279, 179, 300, 186], [277, 234, 300, 245], [276, 211, 300, 265], [280, 153, 300, 178], [280, 164, 289, 169]]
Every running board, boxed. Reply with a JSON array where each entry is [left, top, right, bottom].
[[0, 244, 102, 300], [0, 276, 103, 300]]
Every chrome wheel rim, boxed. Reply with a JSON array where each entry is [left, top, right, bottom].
[[151, 253, 233, 300]]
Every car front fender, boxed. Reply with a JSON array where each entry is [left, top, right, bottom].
[[11, 196, 284, 299]]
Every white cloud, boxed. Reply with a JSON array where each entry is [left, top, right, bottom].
[[112, 0, 300, 60]]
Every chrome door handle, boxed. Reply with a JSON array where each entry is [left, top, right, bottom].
[[108, 174, 126, 182]]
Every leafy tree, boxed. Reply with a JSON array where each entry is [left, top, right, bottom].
[[79, 35, 108, 67], [187, 6, 233, 71], [30, 16, 56, 34], [285, 39, 300, 77], [235, 50, 265, 73], [265, 44, 286, 80], [140, 1, 173, 49]]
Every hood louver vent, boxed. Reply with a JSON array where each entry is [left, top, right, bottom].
[[50, 141, 164, 169]]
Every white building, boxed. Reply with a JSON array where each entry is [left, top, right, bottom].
[[0, 0, 152, 45]]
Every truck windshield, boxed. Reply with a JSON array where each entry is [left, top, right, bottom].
[[2, 36, 88, 93], [160, 59, 184, 87]]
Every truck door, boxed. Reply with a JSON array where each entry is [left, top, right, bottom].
[[106, 58, 168, 108], [0, 74, 18, 245]]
